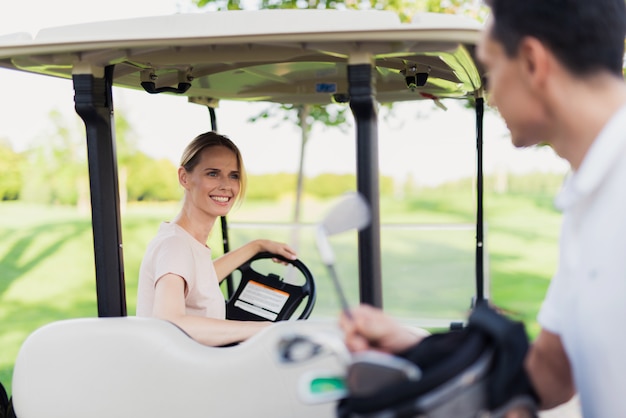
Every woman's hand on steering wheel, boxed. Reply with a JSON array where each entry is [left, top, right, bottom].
[[255, 239, 297, 265]]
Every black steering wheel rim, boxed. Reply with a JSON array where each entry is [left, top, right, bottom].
[[233, 251, 316, 320]]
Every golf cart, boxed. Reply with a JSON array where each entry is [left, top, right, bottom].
[[0, 9, 486, 417]]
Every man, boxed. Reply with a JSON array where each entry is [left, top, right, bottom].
[[341, 1, 626, 416]]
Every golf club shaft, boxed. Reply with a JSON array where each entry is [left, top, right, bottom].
[[327, 264, 353, 320]]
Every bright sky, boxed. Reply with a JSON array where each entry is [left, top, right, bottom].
[[0, 0, 569, 186]]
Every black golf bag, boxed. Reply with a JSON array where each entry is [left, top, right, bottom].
[[338, 304, 539, 418]]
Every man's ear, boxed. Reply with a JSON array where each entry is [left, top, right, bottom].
[[178, 167, 190, 190], [517, 36, 550, 90]]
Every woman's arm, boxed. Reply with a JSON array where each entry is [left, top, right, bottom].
[[152, 273, 271, 346], [213, 239, 297, 281]]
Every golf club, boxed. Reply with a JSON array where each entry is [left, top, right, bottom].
[[316, 192, 371, 319]]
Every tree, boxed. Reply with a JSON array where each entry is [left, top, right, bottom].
[[0, 139, 23, 201], [18, 107, 154, 208], [126, 153, 181, 201], [19, 110, 87, 205], [249, 103, 350, 220], [114, 110, 141, 211]]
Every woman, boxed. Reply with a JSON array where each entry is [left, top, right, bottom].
[[137, 131, 297, 346]]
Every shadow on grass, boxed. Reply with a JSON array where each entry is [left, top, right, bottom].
[[0, 220, 92, 297], [382, 235, 476, 322]]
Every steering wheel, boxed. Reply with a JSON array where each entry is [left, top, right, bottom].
[[225, 252, 316, 321]]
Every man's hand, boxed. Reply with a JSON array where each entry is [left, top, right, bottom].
[[340, 304, 424, 354]]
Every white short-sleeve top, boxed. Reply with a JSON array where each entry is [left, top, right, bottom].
[[136, 222, 225, 319]]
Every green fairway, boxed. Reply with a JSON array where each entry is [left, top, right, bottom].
[[0, 191, 562, 395]]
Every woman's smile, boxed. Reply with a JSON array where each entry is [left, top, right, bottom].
[[210, 195, 231, 204]]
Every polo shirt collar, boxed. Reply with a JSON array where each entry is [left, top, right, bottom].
[[555, 103, 626, 211]]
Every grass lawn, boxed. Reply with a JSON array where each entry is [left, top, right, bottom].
[[0, 191, 562, 395]]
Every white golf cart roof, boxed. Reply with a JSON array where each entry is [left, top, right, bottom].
[[0, 9, 484, 104]]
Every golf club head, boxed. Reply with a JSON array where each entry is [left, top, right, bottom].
[[316, 192, 371, 265], [316, 192, 372, 316], [321, 192, 371, 237]]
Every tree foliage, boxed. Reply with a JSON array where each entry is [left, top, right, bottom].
[[249, 103, 351, 134], [126, 153, 181, 202], [247, 173, 297, 200], [0, 139, 23, 201], [19, 110, 87, 205], [305, 173, 355, 198], [193, 0, 487, 22], [246, 172, 394, 200], [14, 108, 183, 205]]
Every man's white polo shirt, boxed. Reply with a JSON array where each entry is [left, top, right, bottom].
[[538, 104, 626, 417]]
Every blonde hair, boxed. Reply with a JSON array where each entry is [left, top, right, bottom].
[[179, 131, 247, 204]]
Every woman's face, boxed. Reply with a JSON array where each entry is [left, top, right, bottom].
[[180, 145, 241, 219]]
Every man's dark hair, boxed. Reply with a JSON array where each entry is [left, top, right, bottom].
[[485, 0, 626, 77]]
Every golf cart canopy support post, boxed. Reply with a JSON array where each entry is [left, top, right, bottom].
[[73, 65, 127, 317], [348, 62, 383, 308], [475, 96, 486, 306]]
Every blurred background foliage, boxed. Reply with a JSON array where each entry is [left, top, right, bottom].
[[0, 121, 564, 206]]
